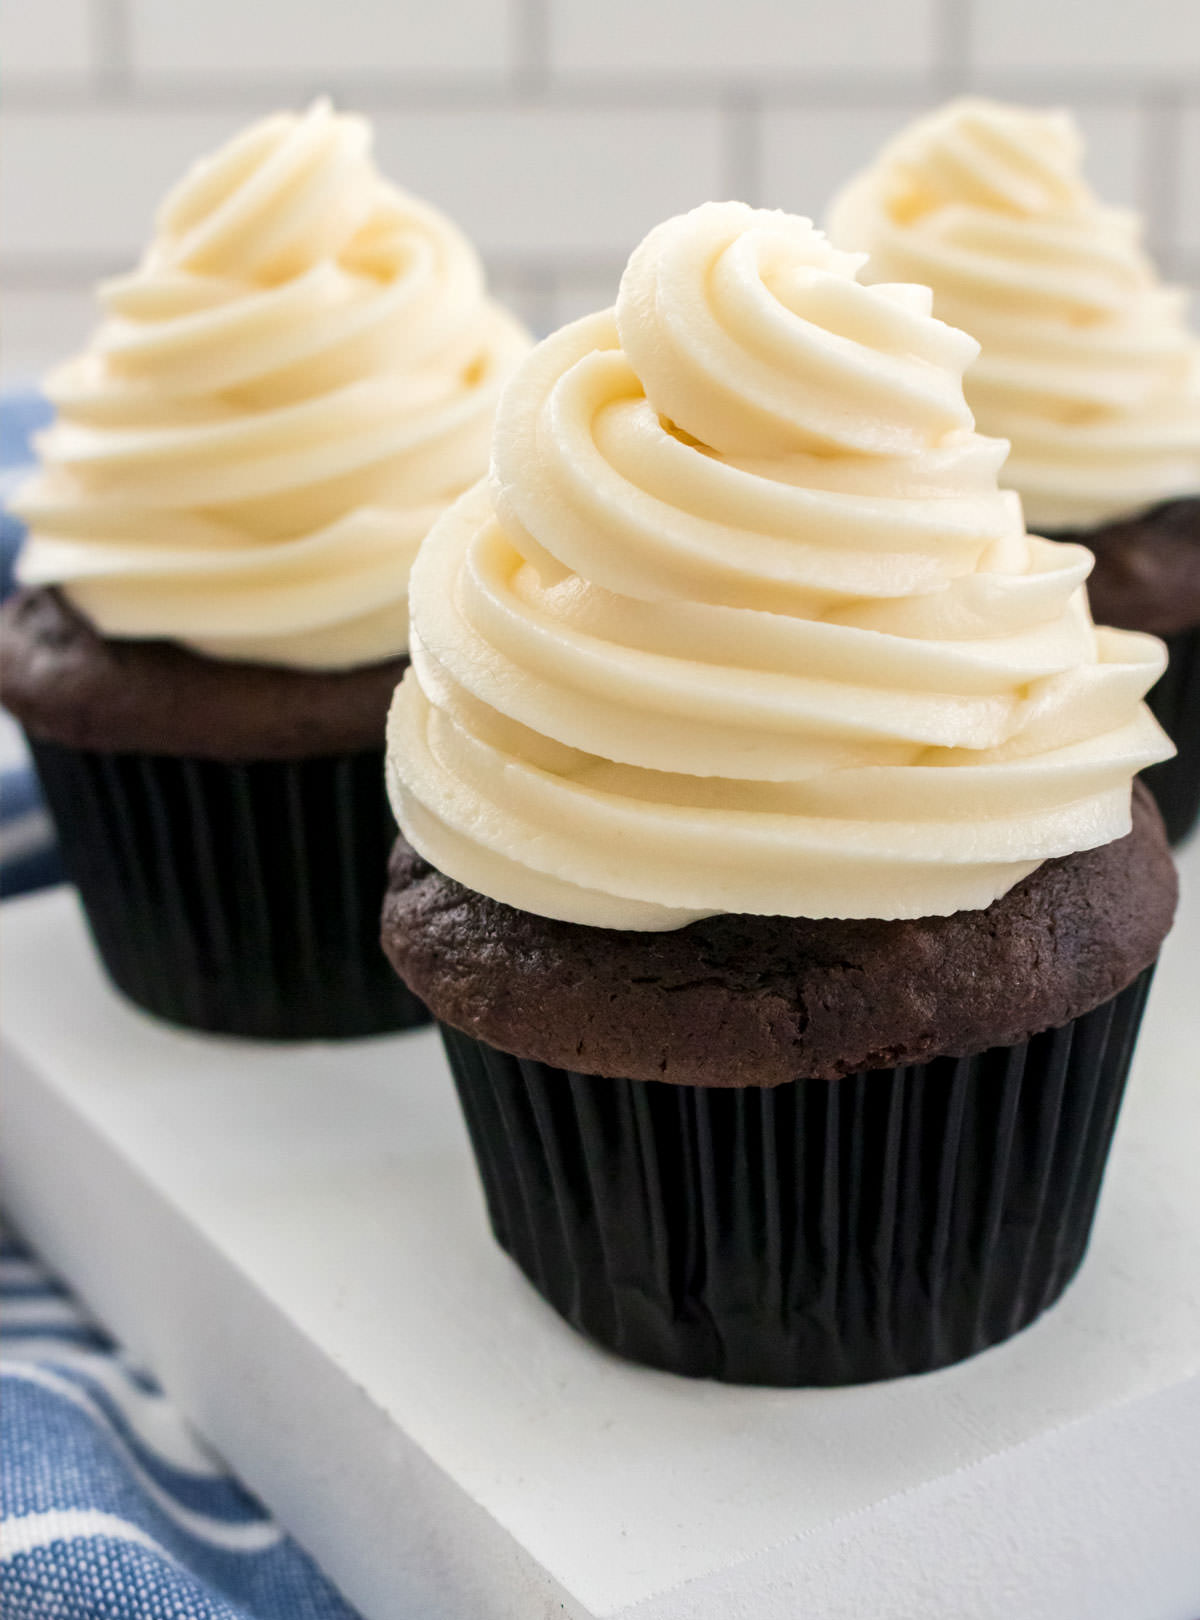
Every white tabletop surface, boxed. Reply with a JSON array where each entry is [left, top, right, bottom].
[[2, 847, 1198, 1620]]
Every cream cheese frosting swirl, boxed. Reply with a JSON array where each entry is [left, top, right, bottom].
[[14, 100, 530, 668], [386, 201, 1172, 928], [828, 98, 1200, 530]]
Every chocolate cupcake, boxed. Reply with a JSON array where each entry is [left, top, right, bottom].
[[1, 101, 529, 1038], [381, 203, 1176, 1383], [829, 98, 1200, 841], [1055, 498, 1200, 843]]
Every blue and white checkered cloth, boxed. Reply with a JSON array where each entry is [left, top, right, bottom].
[[1, 390, 61, 899], [0, 394, 364, 1617], [0, 1232, 361, 1619]]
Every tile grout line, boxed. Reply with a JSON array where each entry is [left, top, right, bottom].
[[0, 252, 634, 287], [723, 91, 763, 206], [1140, 89, 1184, 275], [3, 75, 1196, 116], [934, 0, 972, 96], [90, 0, 132, 97], [500, 264, 557, 338], [511, 0, 550, 97]]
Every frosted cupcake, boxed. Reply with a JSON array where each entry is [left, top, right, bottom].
[[0, 101, 529, 1037], [380, 203, 1177, 1384], [829, 98, 1200, 841]]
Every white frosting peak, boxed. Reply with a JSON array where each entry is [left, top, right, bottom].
[[16, 101, 530, 668], [829, 98, 1200, 529], [386, 202, 1172, 929]]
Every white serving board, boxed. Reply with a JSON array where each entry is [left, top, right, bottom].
[[2, 847, 1199, 1620]]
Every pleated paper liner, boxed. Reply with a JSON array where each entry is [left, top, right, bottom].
[[1141, 624, 1200, 846], [30, 738, 428, 1040], [441, 967, 1154, 1385]]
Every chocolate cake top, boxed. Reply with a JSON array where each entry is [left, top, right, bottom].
[[1, 587, 403, 760], [382, 782, 1175, 1086]]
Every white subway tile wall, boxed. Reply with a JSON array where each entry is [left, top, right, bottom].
[[370, 106, 727, 258], [2, 0, 1198, 381], [0, 0, 93, 84], [1179, 104, 1200, 261], [969, 0, 1200, 77], [549, 0, 940, 79], [2, 112, 251, 259], [128, 0, 514, 84]]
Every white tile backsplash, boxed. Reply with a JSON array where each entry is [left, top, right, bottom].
[[970, 0, 1200, 77], [761, 103, 933, 222], [545, 268, 625, 330], [550, 0, 938, 79], [371, 106, 725, 260], [1066, 103, 1145, 211], [1, 111, 250, 261], [128, 0, 512, 84], [1, 0, 1197, 350], [0, 0, 92, 83], [1176, 103, 1200, 262], [484, 268, 555, 339], [1, 104, 721, 269]]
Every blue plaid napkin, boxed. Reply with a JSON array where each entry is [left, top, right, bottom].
[[0, 1232, 362, 1619], [0, 394, 364, 1617], [1, 390, 61, 898]]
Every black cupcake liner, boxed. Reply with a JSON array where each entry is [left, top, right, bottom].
[[29, 738, 428, 1040], [1141, 623, 1200, 845], [440, 968, 1153, 1385]]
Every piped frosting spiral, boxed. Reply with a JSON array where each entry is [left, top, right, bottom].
[[828, 98, 1200, 529], [15, 100, 530, 668], [386, 201, 1172, 928]]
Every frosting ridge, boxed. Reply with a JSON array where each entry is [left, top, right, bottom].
[[828, 98, 1200, 529], [387, 201, 1172, 928], [15, 100, 530, 667]]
